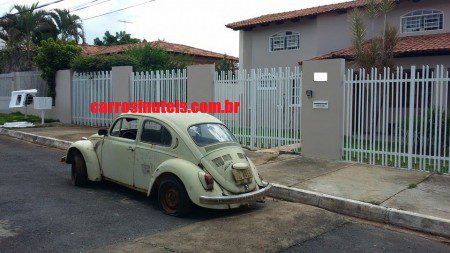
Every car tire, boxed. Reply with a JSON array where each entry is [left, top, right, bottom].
[[158, 176, 192, 217], [71, 153, 88, 186]]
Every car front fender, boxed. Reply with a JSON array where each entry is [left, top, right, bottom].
[[147, 158, 227, 208], [66, 140, 102, 182]]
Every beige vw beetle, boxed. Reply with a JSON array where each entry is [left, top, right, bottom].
[[63, 113, 271, 216]]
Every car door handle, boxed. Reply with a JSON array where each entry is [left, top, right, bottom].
[[127, 147, 135, 151]]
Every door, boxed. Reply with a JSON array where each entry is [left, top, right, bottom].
[[101, 117, 139, 186], [134, 119, 176, 190]]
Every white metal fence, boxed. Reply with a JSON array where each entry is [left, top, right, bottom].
[[343, 65, 450, 174], [131, 69, 187, 102], [214, 67, 302, 151], [72, 71, 112, 126]]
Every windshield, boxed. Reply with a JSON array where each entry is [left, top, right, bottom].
[[188, 123, 237, 147]]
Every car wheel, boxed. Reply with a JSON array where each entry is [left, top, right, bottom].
[[71, 153, 88, 186], [158, 176, 191, 217]]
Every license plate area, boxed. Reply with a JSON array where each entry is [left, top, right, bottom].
[[232, 169, 253, 185]]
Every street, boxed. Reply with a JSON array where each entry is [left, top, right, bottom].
[[0, 135, 449, 253]]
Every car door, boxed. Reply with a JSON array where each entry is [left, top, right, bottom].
[[134, 119, 177, 190], [101, 117, 139, 186]]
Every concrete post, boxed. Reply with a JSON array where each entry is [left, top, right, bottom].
[[55, 69, 73, 124], [111, 66, 133, 118], [301, 59, 346, 160], [186, 64, 215, 104]]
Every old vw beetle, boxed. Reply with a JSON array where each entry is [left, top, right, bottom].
[[63, 113, 271, 216]]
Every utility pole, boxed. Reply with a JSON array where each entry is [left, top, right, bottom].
[[118, 20, 133, 32]]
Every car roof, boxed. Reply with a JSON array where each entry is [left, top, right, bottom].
[[120, 112, 222, 130]]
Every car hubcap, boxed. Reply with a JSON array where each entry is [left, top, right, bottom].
[[162, 186, 179, 213]]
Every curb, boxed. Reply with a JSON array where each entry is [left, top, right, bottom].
[[0, 128, 72, 150], [269, 183, 450, 238]]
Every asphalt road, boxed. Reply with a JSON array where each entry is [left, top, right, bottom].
[[0, 135, 449, 253]]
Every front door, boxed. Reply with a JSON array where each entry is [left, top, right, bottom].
[[134, 119, 176, 190], [101, 117, 139, 186]]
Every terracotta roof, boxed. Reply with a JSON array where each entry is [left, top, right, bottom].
[[81, 41, 238, 61], [311, 33, 450, 61], [226, 0, 367, 30]]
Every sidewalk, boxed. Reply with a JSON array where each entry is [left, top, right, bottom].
[[258, 156, 450, 221]]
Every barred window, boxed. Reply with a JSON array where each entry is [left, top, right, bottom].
[[269, 31, 300, 52], [401, 9, 443, 33]]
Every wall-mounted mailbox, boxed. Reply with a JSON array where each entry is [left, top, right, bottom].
[[314, 72, 328, 82], [313, 100, 329, 109]]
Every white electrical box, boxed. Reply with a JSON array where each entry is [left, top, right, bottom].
[[314, 72, 328, 82], [313, 100, 329, 109], [34, 97, 52, 110]]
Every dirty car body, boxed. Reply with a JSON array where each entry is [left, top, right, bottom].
[[63, 113, 271, 215]]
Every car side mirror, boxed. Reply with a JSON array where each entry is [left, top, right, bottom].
[[98, 129, 108, 136]]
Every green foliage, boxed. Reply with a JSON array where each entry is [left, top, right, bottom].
[[125, 44, 191, 71], [71, 44, 192, 72], [71, 54, 139, 72], [215, 54, 236, 75], [93, 31, 141, 46], [33, 38, 81, 98], [50, 9, 85, 43], [0, 112, 57, 125], [349, 0, 398, 70]]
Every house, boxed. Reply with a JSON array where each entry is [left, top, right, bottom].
[[81, 40, 238, 66], [226, 0, 450, 70]]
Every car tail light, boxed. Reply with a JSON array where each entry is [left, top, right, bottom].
[[204, 173, 214, 190], [198, 171, 214, 191]]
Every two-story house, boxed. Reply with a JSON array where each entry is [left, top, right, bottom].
[[226, 0, 450, 70]]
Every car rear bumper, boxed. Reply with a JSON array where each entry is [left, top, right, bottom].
[[199, 184, 272, 205]]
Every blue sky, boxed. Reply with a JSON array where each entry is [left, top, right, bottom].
[[0, 0, 348, 56]]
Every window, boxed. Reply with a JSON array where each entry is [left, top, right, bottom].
[[141, 120, 172, 146], [270, 31, 300, 52], [110, 117, 138, 140], [188, 123, 237, 147], [401, 10, 443, 33]]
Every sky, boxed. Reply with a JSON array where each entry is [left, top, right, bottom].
[[0, 0, 349, 56]]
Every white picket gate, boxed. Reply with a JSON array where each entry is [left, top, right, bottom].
[[131, 69, 187, 102], [343, 65, 450, 174], [214, 67, 302, 151], [72, 71, 112, 126]]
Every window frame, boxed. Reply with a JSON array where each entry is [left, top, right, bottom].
[[269, 31, 300, 52], [400, 9, 444, 34], [109, 117, 139, 141], [139, 119, 173, 147]]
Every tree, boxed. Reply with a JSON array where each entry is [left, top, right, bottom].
[[50, 9, 85, 44], [215, 54, 236, 74], [34, 38, 81, 98], [0, 3, 54, 69], [93, 31, 141, 46], [349, 0, 398, 70], [124, 43, 191, 71]]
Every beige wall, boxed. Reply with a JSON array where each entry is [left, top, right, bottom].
[[239, 0, 450, 69], [187, 64, 215, 104], [301, 59, 346, 160]]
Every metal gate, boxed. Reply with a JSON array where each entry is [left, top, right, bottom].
[[214, 67, 302, 151]]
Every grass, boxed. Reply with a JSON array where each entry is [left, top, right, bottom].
[[408, 183, 417, 189], [0, 112, 57, 125]]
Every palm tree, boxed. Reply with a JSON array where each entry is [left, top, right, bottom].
[[0, 3, 54, 70], [50, 9, 85, 44]]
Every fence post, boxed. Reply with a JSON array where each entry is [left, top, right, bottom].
[[249, 69, 257, 148], [301, 59, 346, 160], [111, 66, 133, 119], [55, 69, 73, 124], [186, 64, 215, 105], [407, 66, 416, 169]]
